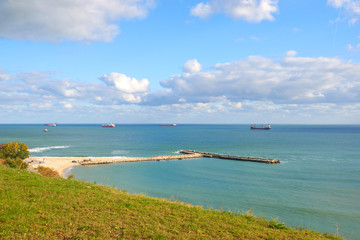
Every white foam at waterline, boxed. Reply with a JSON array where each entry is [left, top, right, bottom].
[[29, 146, 70, 153]]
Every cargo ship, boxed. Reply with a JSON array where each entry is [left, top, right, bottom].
[[250, 124, 271, 130], [45, 123, 57, 127], [159, 123, 177, 127], [102, 123, 115, 128]]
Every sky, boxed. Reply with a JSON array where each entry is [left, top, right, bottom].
[[0, 0, 360, 124]]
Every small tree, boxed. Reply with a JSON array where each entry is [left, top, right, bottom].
[[1, 142, 29, 160], [1, 142, 30, 169]]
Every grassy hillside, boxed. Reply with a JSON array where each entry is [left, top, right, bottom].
[[0, 165, 343, 239]]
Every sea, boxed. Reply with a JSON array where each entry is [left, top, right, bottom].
[[1, 124, 359, 239]]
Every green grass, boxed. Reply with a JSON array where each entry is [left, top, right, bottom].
[[0, 165, 343, 239]]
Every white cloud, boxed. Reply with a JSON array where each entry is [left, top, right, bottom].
[[0, 74, 11, 81], [99, 72, 149, 93], [190, 2, 213, 18], [328, 0, 349, 8], [228, 101, 243, 109], [183, 59, 202, 73], [328, 0, 360, 23], [0, 0, 155, 42], [191, 0, 278, 22], [63, 103, 73, 109]]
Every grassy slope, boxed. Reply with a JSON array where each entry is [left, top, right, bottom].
[[0, 166, 343, 239]]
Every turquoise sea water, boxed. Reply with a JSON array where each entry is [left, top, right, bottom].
[[1, 124, 359, 239]]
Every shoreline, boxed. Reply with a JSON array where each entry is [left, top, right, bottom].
[[26, 154, 203, 177], [26, 151, 277, 177], [27, 157, 82, 177]]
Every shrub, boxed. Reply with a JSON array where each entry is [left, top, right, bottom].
[[36, 166, 60, 177], [67, 174, 75, 179], [1, 142, 29, 160], [5, 158, 29, 169], [0, 142, 30, 169], [268, 218, 287, 230]]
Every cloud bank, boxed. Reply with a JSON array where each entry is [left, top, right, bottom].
[[1, 52, 360, 123], [191, 0, 278, 22], [0, 71, 150, 110], [159, 51, 360, 105], [0, 0, 155, 42]]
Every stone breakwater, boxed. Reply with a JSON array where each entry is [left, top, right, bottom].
[[78, 153, 204, 165], [179, 150, 280, 164], [78, 150, 280, 165]]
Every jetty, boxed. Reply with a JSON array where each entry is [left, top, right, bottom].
[[77, 150, 279, 166], [78, 153, 203, 166], [179, 150, 280, 164], [26, 151, 278, 177]]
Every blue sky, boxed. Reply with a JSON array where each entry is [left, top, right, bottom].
[[0, 0, 359, 124]]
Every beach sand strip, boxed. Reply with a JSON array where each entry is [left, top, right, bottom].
[[26, 153, 203, 177]]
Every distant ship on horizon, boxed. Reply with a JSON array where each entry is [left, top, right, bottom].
[[45, 123, 57, 127], [250, 124, 271, 130], [159, 123, 177, 127], [102, 123, 115, 128]]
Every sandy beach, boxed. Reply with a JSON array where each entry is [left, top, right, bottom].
[[26, 153, 203, 177], [26, 157, 83, 176]]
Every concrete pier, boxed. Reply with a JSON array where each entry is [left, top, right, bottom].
[[77, 150, 279, 166], [26, 151, 278, 177], [78, 153, 203, 166], [179, 150, 280, 164]]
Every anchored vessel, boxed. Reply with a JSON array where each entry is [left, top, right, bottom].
[[250, 124, 271, 130], [102, 123, 115, 128], [159, 123, 177, 127]]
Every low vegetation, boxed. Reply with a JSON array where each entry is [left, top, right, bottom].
[[0, 142, 29, 169], [0, 165, 343, 239], [36, 166, 60, 177]]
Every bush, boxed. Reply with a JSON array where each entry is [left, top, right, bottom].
[[36, 166, 60, 177], [0, 142, 30, 169], [1, 142, 29, 160], [268, 218, 287, 230], [5, 158, 29, 169], [67, 174, 75, 179]]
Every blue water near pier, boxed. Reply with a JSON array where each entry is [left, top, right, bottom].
[[1, 124, 359, 239]]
